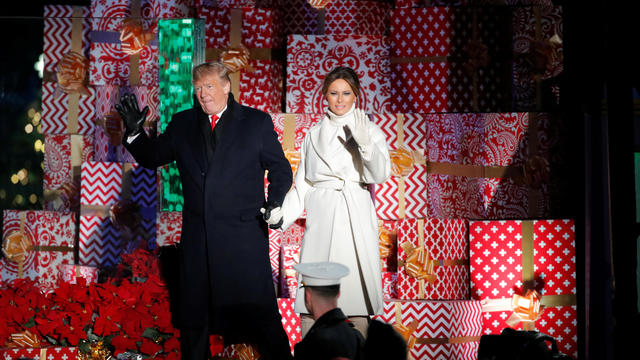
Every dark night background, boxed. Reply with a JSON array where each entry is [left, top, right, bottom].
[[0, 1, 638, 359]]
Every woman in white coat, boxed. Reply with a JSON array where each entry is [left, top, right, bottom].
[[265, 67, 391, 335]]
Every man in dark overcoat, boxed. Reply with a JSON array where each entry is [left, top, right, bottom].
[[116, 61, 293, 360]]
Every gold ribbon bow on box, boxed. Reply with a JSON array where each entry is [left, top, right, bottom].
[[120, 18, 155, 56], [2, 213, 33, 279], [307, 0, 332, 9], [526, 33, 563, 80], [393, 319, 419, 351], [56, 51, 91, 96], [232, 343, 261, 360], [378, 223, 396, 260], [401, 242, 438, 284], [506, 289, 544, 327], [7, 330, 41, 348], [220, 44, 255, 73], [78, 340, 114, 360]]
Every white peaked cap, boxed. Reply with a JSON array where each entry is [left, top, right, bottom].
[[293, 261, 350, 287]]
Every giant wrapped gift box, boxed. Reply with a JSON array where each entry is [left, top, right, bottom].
[[469, 219, 577, 358], [397, 218, 469, 300], [372, 300, 483, 360], [60, 264, 99, 285], [286, 35, 391, 114], [378, 220, 398, 273], [43, 134, 94, 212], [278, 0, 391, 36], [80, 161, 158, 266], [279, 242, 301, 298], [372, 113, 426, 220], [1, 210, 75, 292], [512, 5, 563, 110], [269, 219, 305, 290], [199, 6, 283, 113], [42, 5, 96, 136], [278, 298, 302, 353], [156, 211, 182, 247], [426, 112, 555, 220], [0, 347, 78, 360], [93, 85, 159, 162], [390, 6, 511, 113], [89, 0, 194, 86]]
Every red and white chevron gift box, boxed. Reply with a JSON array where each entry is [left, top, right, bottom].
[[156, 211, 182, 247], [389, 6, 511, 113], [199, 6, 283, 113], [372, 299, 483, 360], [42, 82, 96, 136], [397, 218, 469, 300], [1, 210, 75, 293], [469, 219, 577, 358], [43, 134, 94, 212], [269, 228, 281, 286], [372, 113, 426, 220], [0, 347, 78, 360], [426, 112, 554, 219], [278, 298, 302, 354], [60, 264, 99, 285], [79, 215, 123, 267], [286, 35, 391, 114], [43, 5, 91, 75], [279, 243, 301, 298], [94, 85, 159, 162]]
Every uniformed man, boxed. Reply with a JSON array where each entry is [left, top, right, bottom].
[[293, 262, 364, 360]]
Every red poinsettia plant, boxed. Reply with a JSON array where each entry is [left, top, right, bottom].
[[0, 246, 180, 360]]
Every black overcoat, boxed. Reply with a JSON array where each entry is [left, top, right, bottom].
[[124, 94, 292, 335], [293, 308, 364, 360]]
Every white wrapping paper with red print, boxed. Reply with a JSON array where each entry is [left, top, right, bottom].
[[42, 82, 96, 135], [372, 113, 426, 220], [278, 0, 390, 36], [512, 5, 563, 110], [286, 35, 391, 114], [94, 85, 159, 162], [372, 299, 483, 360], [199, 6, 282, 50], [469, 219, 577, 358], [60, 264, 99, 284], [426, 112, 553, 219], [278, 298, 302, 354], [397, 218, 469, 300], [270, 113, 323, 182], [279, 242, 301, 298], [390, 6, 511, 113], [270, 219, 305, 290], [43, 134, 94, 212], [382, 271, 398, 299], [1, 210, 75, 292], [0, 347, 78, 360], [156, 211, 182, 246]]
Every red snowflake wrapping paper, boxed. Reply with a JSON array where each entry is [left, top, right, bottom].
[[372, 299, 482, 360], [426, 112, 554, 220], [278, 0, 390, 36], [59, 264, 99, 285], [469, 219, 577, 358], [43, 134, 94, 213], [156, 211, 182, 247], [378, 220, 398, 273], [278, 298, 302, 354], [397, 218, 469, 300], [1, 210, 75, 293], [286, 35, 391, 114], [390, 6, 511, 113], [279, 243, 301, 298], [94, 85, 159, 162], [89, 0, 193, 86], [0, 347, 78, 360], [512, 5, 563, 110], [372, 113, 426, 220], [199, 6, 283, 113]]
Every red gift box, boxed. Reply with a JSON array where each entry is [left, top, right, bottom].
[[372, 299, 482, 360], [270, 113, 324, 182], [469, 219, 577, 358], [382, 271, 398, 299], [0, 347, 78, 360], [426, 112, 554, 220], [42, 82, 96, 136], [1, 210, 75, 293], [93, 85, 159, 162], [199, 6, 283, 113], [397, 218, 469, 300], [390, 6, 511, 113], [43, 134, 94, 212], [279, 243, 301, 298], [372, 114, 426, 220], [286, 35, 391, 114], [156, 211, 182, 247], [59, 264, 99, 284], [278, 298, 302, 354]]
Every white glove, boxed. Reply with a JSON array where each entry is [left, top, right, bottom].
[[347, 108, 371, 147], [260, 206, 283, 228]]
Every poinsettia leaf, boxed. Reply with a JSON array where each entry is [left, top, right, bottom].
[[23, 318, 36, 328], [78, 339, 91, 354], [44, 335, 59, 345], [87, 332, 101, 342], [142, 327, 159, 339]]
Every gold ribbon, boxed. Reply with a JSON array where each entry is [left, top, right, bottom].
[[67, 7, 84, 130], [128, 0, 142, 85], [378, 221, 396, 260], [228, 9, 243, 98], [281, 114, 300, 176]]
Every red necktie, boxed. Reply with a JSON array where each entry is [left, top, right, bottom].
[[210, 114, 219, 132]]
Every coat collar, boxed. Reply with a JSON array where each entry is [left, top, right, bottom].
[[309, 308, 349, 330]]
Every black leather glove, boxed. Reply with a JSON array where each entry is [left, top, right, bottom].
[[260, 201, 283, 230], [114, 93, 149, 136]]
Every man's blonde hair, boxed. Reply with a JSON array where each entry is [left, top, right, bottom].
[[193, 61, 231, 84]]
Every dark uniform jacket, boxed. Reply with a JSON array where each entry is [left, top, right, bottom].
[[294, 308, 364, 360], [123, 94, 292, 340]]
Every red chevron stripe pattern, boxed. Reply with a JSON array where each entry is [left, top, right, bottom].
[[43, 5, 91, 74], [269, 228, 281, 286], [42, 82, 96, 135], [81, 161, 123, 206], [79, 215, 122, 267], [278, 298, 301, 354], [450, 300, 482, 360]]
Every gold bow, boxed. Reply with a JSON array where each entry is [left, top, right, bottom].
[[220, 44, 254, 73], [307, 0, 332, 9], [506, 289, 544, 328], [2, 230, 32, 264], [233, 343, 261, 360], [393, 319, 419, 350], [401, 243, 438, 283], [78, 340, 114, 360], [7, 330, 41, 348], [378, 224, 395, 259], [56, 51, 90, 96], [284, 149, 301, 177], [389, 146, 415, 178], [525, 34, 563, 80], [120, 18, 154, 55]]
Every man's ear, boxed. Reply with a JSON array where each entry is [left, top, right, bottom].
[[223, 79, 231, 95]]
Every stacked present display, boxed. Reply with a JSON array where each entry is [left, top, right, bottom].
[[1, 0, 573, 359]]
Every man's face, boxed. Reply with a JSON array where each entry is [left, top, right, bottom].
[[194, 72, 230, 115]]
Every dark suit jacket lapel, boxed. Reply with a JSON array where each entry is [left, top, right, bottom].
[[208, 95, 240, 176]]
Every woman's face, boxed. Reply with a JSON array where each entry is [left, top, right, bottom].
[[325, 78, 356, 116]]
